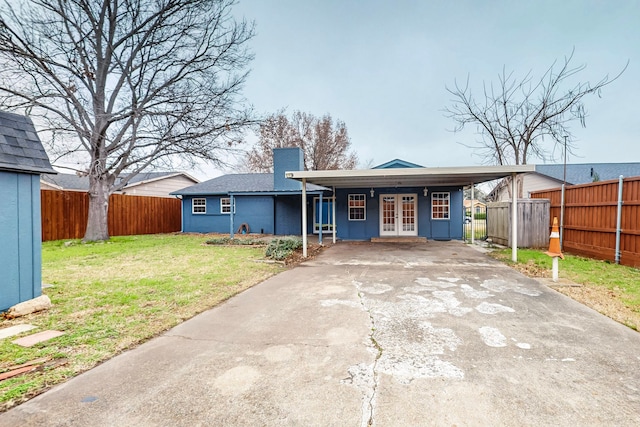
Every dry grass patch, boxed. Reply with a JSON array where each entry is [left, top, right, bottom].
[[490, 248, 640, 331]]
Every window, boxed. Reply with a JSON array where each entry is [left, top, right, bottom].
[[431, 192, 450, 219], [220, 197, 232, 214], [192, 198, 206, 214], [348, 194, 366, 220]]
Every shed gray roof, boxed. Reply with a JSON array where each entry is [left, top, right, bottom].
[[0, 111, 55, 174], [535, 163, 640, 185], [172, 173, 327, 196]]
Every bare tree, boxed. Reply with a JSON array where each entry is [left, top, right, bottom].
[[445, 50, 626, 165], [246, 110, 358, 172], [0, 0, 255, 241]]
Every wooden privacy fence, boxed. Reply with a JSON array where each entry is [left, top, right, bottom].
[[487, 199, 550, 248], [41, 190, 182, 241], [531, 176, 640, 268]]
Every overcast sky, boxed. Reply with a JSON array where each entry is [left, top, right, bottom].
[[200, 0, 638, 179]]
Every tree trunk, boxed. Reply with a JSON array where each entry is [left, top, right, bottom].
[[84, 176, 112, 241]]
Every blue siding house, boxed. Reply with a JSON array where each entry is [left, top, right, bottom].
[[173, 148, 470, 241], [0, 111, 56, 312], [173, 148, 327, 236]]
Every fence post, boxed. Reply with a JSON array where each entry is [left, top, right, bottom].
[[560, 184, 565, 249], [615, 175, 624, 264], [511, 174, 517, 262]]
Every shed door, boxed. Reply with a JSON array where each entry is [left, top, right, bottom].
[[379, 194, 417, 236]]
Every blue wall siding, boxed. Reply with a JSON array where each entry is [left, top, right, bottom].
[[0, 172, 42, 311], [275, 196, 302, 235], [179, 186, 464, 241], [334, 186, 464, 240], [235, 196, 275, 234], [182, 195, 276, 234]]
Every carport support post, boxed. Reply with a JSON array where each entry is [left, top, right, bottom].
[[229, 194, 235, 239], [302, 178, 307, 257], [318, 192, 323, 245], [511, 173, 518, 262], [470, 183, 475, 244], [332, 187, 336, 244]]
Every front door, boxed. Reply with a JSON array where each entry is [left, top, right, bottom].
[[380, 194, 417, 236]]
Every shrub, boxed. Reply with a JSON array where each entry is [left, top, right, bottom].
[[205, 236, 264, 246], [265, 236, 302, 260]]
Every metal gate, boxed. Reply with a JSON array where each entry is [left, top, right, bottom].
[[464, 203, 487, 241]]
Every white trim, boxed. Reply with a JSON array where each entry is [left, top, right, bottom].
[[192, 198, 206, 214], [379, 194, 418, 237], [431, 192, 450, 220], [348, 194, 366, 221], [313, 196, 335, 234], [220, 197, 233, 214], [285, 165, 535, 189]]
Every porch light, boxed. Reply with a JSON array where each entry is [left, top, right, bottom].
[[423, 187, 428, 197], [370, 188, 375, 198]]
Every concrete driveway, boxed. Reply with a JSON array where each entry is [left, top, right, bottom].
[[2, 241, 640, 426]]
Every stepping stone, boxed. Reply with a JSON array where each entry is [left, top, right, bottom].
[[0, 324, 36, 340], [12, 330, 65, 347]]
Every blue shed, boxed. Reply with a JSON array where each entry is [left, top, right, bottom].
[[0, 111, 56, 312]]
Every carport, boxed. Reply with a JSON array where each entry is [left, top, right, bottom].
[[285, 164, 535, 259]]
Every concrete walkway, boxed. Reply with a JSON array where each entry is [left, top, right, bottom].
[[2, 241, 640, 426]]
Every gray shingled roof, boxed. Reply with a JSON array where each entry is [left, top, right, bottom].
[[41, 173, 89, 190], [0, 111, 55, 174], [535, 163, 640, 185], [172, 173, 327, 195]]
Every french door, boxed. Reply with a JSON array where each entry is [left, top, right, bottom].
[[379, 194, 417, 236]]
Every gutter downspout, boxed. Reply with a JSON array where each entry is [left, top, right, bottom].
[[511, 173, 518, 262], [615, 175, 624, 264], [302, 178, 307, 258]]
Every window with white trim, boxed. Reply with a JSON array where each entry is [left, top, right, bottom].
[[192, 198, 206, 214], [348, 194, 366, 220], [220, 197, 232, 214], [431, 192, 450, 219]]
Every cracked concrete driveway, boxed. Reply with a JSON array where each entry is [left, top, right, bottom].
[[2, 241, 640, 426]]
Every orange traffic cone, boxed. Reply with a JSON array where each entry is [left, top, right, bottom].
[[545, 217, 564, 259]]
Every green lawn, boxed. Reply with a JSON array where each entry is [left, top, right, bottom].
[[0, 234, 284, 411]]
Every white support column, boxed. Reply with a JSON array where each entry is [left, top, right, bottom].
[[318, 192, 323, 245], [470, 183, 475, 244], [332, 186, 337, 244], [511, 173, 518, 262], [302, 178, 307, 258]]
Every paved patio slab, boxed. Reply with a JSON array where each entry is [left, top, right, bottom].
[[1, 241, 639, 426]]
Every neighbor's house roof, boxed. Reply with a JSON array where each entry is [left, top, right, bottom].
[[171, 173, 327, 196], [0, 111, 56, 174], [285, 165, 535, 189], [41, 171, 198, 191], [487, 162, 640, 201], [535, 163, 640, 185], [41, 173, 89, 190], [123, 171, 198, 187]]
